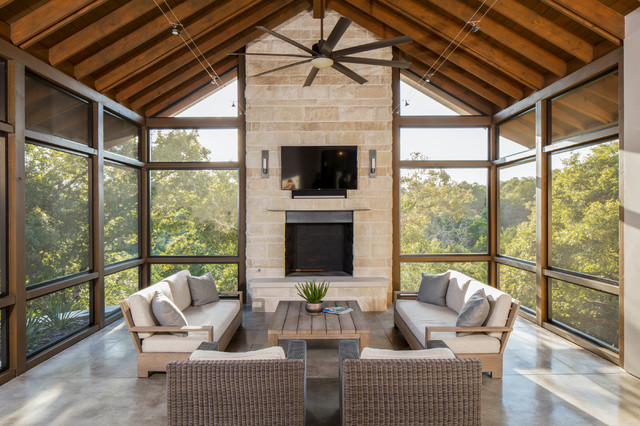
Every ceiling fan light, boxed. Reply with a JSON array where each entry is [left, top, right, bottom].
[[311, 57, 334, 69]]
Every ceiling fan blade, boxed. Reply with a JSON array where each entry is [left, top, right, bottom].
[[331, 62, 367, 85], [252, 59, 312, 77], [228, 52, 311, 59], [256, 26, 315, 55], [337, 57, 411, 68], [320, 17, 351, 55], [303, 68, 320, 87], [332, 35, 412, 58]]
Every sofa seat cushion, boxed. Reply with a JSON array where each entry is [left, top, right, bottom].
[[128, 281, 174, 339], [165, 270, 192, 312], [141, 334, 209, 353], [183, 300, 241, 342], [466, 280, 513, 338], [396, 300, 501, 353]]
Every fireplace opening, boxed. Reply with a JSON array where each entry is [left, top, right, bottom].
[[285, 211, 353, 276]]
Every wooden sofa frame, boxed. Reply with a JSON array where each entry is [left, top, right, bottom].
[[393, 291, 521, 379], [120, 291, 243, 377]]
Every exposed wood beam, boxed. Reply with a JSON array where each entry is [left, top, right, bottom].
[[11, 0, 108, 47], [131, 0, 311, 113], [328, 0, 524, 99], [377, 0, 544, 89], [94, 0, 261, 92], [540, 0, 624, 41], [427, 0, 567, 77], [0, 0, 15, 8], [491, 0, 594, 63], [115, 0, 294, 103], [74, 0, 211, 79], [399, 50, 508, 108], [313, 0, 325, 19], [144, 58, 238, 117], [49, 0, 158, 66]]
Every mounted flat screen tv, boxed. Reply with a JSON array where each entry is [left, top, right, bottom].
[[281, 146, 358, 191]]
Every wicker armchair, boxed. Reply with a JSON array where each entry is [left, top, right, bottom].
[[167, 341, 307, 426], [339, 340, 482, 426]]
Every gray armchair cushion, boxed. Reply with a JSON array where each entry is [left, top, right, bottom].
[[417, 272, 450, 306], [187, 272, 220, 306], [456, 289, 490, 336], [151, 291, 187, 336]]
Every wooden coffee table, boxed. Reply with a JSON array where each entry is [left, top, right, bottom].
[[268, 300, 371, 351]]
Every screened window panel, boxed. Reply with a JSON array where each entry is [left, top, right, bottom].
[[105, 268, 139, 317], [498, 264, 536, 311], [551, 71, 618, 143], [150, 169, 239, 256], [498, 109, 535, 158], [550, 279, 619, 349], [0, 59, 6, 123], [0, 308, 6, 371], [0, 134, 6, 296], [104, 112, 139, 159], [550, 140, 619, 281], [499, 161, 536, 262], [400, 168, 488, 254], [150, 129, 238, 162], [150, 264, 238, 291], [104, 162, 139, 265], [26, 282, 91, 357], [400, 127, 488, 161], [25, 74, 90, 145], [26, 143, 90, 286], [175, 79, 238, 118], [400, 262, 487, 291]]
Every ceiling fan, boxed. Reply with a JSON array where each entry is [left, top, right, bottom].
[[230, 16, 412, 86]]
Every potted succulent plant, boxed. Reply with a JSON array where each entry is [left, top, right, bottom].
[[295, 279, 330, 315]]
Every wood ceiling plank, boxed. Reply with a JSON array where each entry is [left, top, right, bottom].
[[74, 0, 211, 79], [329, 0, 524, 100], [94, 0, 261, 92], [132, 0, 311, 113], [491, 0, 595, 63], [115, 0, 294, 103], [144, 58, 238, 117], [377, 0, 544, 90], [11, 0, 106, 46], [49, 0, 158, 66], [0, 0, 15, 8], [429, 0, 567, 77], [540, 0, 624, 40]]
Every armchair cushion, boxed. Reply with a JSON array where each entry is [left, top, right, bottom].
[[361, 347, 455, 360], [189, 346, 286, 361], [456, 289, 490, 336], [187, 272, 220, 306], [151, 291, 188, 336], [417, 272, 450, 306]]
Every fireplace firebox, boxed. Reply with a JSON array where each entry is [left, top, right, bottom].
[[285, 211, 353, 276]]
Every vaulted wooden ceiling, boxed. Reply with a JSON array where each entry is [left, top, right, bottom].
[[0, 0, 637, 117]]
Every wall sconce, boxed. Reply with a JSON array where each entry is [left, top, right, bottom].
[[261, 150, 269, 178], [369, 149, 376, 178]]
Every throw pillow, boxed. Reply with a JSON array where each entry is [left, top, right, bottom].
[[416, 272, 450, 306], [360, 347, 456, 360], [456, 289, 490, 336], [187, 272, 220, 306], [151, 291, 188, 336], [189, 346, 286, 360]]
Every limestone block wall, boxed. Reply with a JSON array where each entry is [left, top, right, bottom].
[[244, 10, 393, 299]]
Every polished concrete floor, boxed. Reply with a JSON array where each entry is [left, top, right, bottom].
[[1, 306, 639, 425]]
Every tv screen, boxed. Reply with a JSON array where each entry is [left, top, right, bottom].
[[281, 146, 358, 191]]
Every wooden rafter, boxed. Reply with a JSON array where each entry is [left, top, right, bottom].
[[313, 0, 325, 19], [540, 0, 624, 41]]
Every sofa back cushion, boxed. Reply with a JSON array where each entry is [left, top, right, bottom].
[[166, 270, 192, 311], [466, 280, 513, 338], [445, 270, 472, 313], [128, 281, 174, 338], [360, 347, 456, 360]]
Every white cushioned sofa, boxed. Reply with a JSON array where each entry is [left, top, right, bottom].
[[120, 270, 242, 377], [394, 270, 521, 378]]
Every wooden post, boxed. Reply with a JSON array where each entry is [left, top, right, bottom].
[[535, 100, 550, 324], [92, 103, 105, 327], [238, 53, 247, 302]]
